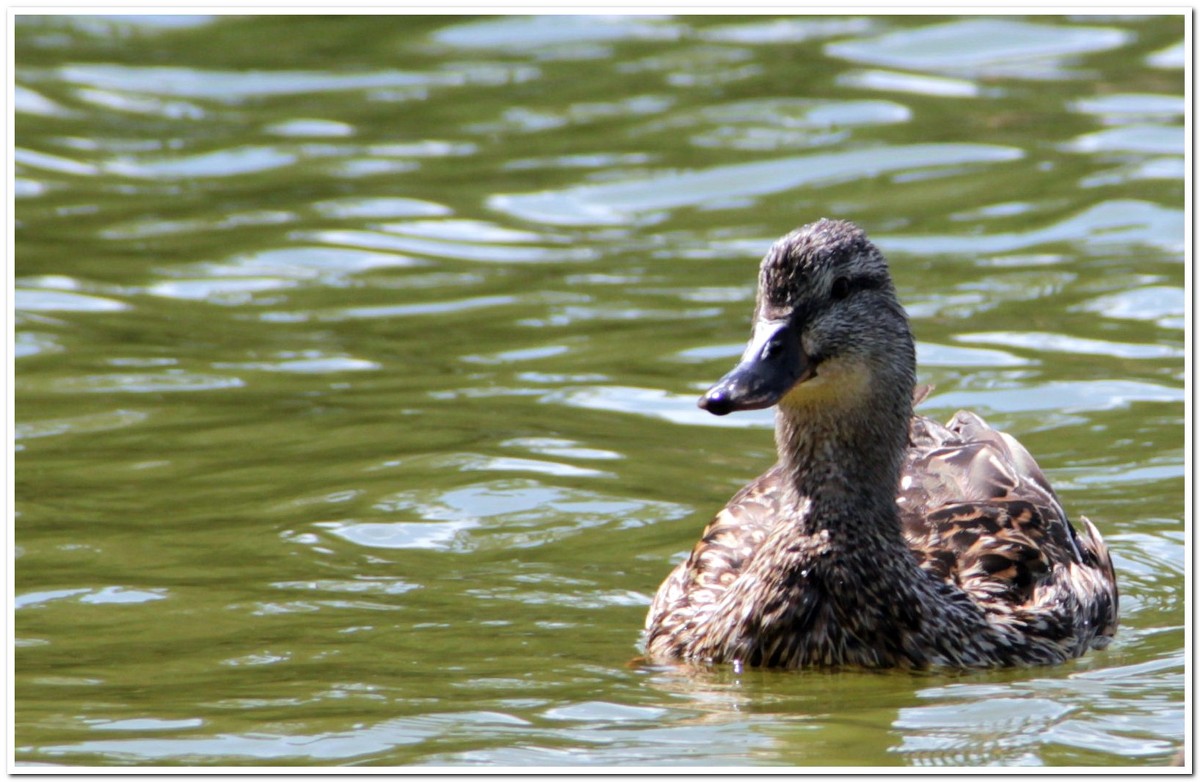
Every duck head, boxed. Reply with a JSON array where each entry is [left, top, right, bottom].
[[699, 219, 916, 417]]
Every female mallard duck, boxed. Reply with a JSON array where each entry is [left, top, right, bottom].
[[644, 219, 1118, 669]]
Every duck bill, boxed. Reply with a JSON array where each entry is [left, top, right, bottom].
[[698, 319, 811, 416]]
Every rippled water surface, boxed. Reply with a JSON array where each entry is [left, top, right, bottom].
[[13, 13, 1187, 768]]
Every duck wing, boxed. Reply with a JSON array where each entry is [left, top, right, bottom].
[[899, 408, 1118, 641], [644, 465, 785, 655]]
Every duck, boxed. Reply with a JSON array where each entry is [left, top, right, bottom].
[[643, 218, 1118, 669]]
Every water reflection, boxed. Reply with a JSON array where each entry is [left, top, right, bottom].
[[1076, 286, 1185, 328], [58, 63, 473, 100], [431, 15, 682, 53], [878, 200, 1184, 256], [14, 13, 1184, 768], [490, 143, 1022, 226], [316, 478, 691, 553], [15, 286, 128, 312], [837, 69, 984, 98], [645, 97, 911, 151], [825, 18, 1130, 77]]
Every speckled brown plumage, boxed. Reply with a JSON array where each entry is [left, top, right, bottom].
[[643, 219, 1118, 669]]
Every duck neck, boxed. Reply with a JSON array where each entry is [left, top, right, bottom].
[[774, 394, 911, 544]]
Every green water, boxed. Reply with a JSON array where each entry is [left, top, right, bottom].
[[13, 14, 1186, 767]]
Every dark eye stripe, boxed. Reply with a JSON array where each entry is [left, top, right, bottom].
[[832, 275, 884, 300]]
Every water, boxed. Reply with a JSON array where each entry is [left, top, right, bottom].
[[13, 13, 1186, 768]]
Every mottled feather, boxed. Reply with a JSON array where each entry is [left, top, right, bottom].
[[900, 406, 1118, 641], [645, 402, 1119, 667]]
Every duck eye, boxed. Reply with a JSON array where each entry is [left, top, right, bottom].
[[831, 276, 851, 301]]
